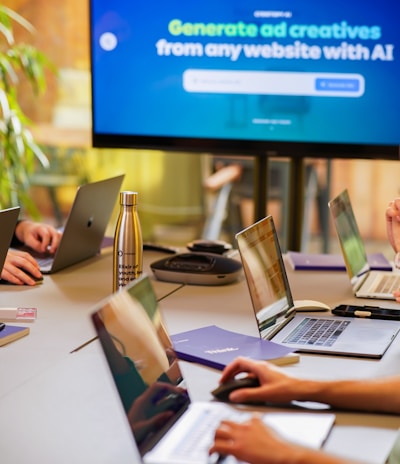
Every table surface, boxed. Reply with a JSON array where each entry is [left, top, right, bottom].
[[1, 247, 400, 464]]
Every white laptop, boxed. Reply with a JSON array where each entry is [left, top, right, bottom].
[[91, 274, 335, 464], [329, 189, 400, 299], [0, 207, 20, 274], [20, 175, 124, 273], [236, 215, 400, 358]]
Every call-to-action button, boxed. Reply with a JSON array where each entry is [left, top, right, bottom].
[[316, 78, 360, 92]]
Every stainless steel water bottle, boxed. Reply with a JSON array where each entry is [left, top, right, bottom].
[[113, 191, 143, 291]]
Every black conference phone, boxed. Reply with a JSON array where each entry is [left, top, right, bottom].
[[150, 252, 242, 285]]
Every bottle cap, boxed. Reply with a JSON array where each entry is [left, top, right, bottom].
[[120, 191, 138, 206]]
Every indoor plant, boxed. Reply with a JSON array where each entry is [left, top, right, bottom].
[[0, 4, 53, 217]]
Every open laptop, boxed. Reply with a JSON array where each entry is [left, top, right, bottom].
[[91, 274, 335, 464], [329, 189, 400, 299], [21, 175, 124, 273], [0, 207, 20, 273], [236, 215, 400, 358]]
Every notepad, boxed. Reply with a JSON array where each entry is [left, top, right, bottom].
[[170, 325, 299, 369], [287, 251, 392, 272], [0, 325, 29, 346]]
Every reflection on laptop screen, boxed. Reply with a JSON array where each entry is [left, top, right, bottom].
[[92, 276, 189, 454], [328, 189, 370, 280], [236, 216, 294, 338]]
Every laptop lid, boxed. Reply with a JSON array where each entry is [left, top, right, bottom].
[[40, 174, 124, 273], [328, 189, 399, 299], [235, 215, 295, 339], [236, 215, 400, 358], [0, 207, 20, 273], [328, 189, 371, 285], [91, 275, 190, 456]]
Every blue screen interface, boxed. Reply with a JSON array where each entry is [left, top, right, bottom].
[[90, 1, 400, 148]]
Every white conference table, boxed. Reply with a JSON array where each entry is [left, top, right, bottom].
[[0, 248, 182, 399], [1, 248, 400, 463]]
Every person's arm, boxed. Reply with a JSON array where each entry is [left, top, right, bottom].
[[218, 357, 400, 414], [210, 415, 357, 464], [13, 220, 62, 254], [386, 198, 400, 253], [385, 199, 400, 301]]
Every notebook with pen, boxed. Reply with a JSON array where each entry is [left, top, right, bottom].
[[91, 274, 335, 464], [235, 215, 400, 358], [329, 189, 400, 300], [18, 175, 124, 273]]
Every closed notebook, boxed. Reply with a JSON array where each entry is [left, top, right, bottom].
[[287, 251, 392, 272], [0, 325, 29, 346], [170, 325, 299, 369]]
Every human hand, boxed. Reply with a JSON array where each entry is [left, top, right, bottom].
[[210, 415, 311, 464], [393, 290, 400, 303], [210, 414, 345, 464], [217, 357, 303, 404], [14, 221, 62, 254], [1, 249, 43, 285], [386, 199, 400, 252]]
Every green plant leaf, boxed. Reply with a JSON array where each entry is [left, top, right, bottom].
[[0, 6, 54, 217]]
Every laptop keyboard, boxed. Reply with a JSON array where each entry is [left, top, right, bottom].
[[371, 275, 400, 294], [283, 318, 350, 347], [172, 407, 244, 461], [146, 404, 247, 464], [36, 256, 54, 272]]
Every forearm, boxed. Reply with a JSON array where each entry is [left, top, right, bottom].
[[287, 447, 359, 464], [296, 376, 400, 414]]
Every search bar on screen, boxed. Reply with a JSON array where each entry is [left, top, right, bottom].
[[183, 70, 365, 97]]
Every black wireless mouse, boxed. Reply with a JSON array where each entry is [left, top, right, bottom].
[[211, 377, 260, 402]]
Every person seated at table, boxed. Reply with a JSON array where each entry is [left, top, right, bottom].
[[2, 220, 61, 286], [209, 357, 400, 464], [386, 198, 400, 301]]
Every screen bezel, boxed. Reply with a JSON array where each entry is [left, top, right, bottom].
[[91, 131, 400, 160]]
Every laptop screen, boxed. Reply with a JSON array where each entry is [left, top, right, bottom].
[[91, 275, 190, 455], [328, 189, 370, 282], [236, 216, 294, 339]]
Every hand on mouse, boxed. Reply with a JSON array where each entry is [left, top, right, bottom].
[[217, 357, 306, 404], [212, 377, 260, 402], [1, 249, 43, 286]]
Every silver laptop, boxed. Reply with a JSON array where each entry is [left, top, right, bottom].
[[91, 274, 335, 464], [329, 189, 400, 299], [236, 215, 400, 358], [23, 175, 124, 273], [0, 207, 20, 273]]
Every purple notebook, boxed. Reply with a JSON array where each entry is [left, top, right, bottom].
[[170, 325, 298, 370], [287, 251, 392, 272], [0, 324, 29, 346]]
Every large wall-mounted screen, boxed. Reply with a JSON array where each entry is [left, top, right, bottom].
[[90, 1, 400, 158]]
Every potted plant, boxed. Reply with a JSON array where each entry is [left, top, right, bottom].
[[0, 4, 53, 218]]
